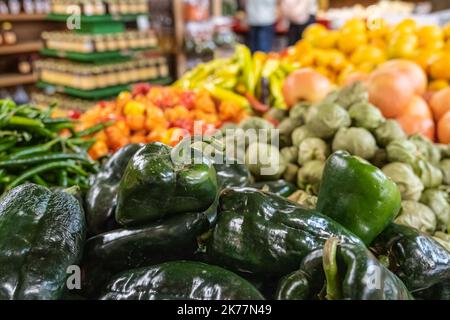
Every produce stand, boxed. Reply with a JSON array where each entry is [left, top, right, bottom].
[[0, 0, 450, 303]]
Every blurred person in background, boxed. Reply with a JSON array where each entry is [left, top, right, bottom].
[[244, 0, 278, 52], [281, 0, 317, 46]]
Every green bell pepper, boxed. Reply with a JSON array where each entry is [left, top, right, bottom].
[[85, 143, 143, 235], [207, 187, 363, 277], [116, 142, 218, 226], [100, 261, 265, 300], [0, 184, 86, 299], [317, 151, 401, 245], [373, 223, 450, 292]]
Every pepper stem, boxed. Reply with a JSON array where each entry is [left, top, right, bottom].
[[323, 237, 342, 300]]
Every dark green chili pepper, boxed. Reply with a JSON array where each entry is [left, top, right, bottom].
[[57, 170, 68, 188], [75, 121, 114, 138], [47, 122, 75, 133], [42, 118, 73, 125], [6, 116, 44, 128], [0, 137, 17, 153], [6, 161, 87, 190], [8, 138, 62, 160], [32, 175, 48, 187], [0, 153, 94, 168]]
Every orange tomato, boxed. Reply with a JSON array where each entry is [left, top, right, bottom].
[[195, 90, 217, 113], [438, 110, 450, 143], [396, 115, 435, 141], [130, 133, 148, 144], [164, 105, 191, 123], [403, 95, 432, 118], [88, 140, 109, 160], [126, 114, 145, 131]]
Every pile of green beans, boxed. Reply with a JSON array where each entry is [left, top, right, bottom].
[[0, 99, 110, 193]]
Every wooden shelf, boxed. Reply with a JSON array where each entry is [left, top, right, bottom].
[[0, 14, 47, 21], [0, 41, 43, 55], [0, 73, 38, 87]]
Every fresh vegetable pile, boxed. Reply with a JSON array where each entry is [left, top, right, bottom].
[[0, 134, 448, 300], [175, 44, 295, 110], [78, 85, 249, 160], [0, 99, 100, 192], [259, 82, 450, 248]]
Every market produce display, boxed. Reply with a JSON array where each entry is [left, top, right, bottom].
[[1, 14, 450, 301], [79, 85, 249, 160], [0, 99, 100, 192], [175, 44, 295, 111], [284, 19, 450, 88]]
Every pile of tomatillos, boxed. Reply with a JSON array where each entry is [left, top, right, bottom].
[[0, 93, 449, 300]]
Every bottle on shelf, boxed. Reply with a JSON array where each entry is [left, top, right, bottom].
[[0, 1, 8, 14], [8, 0, 20, 14], [18, 55, 32, 74], [13, 86, 29, 105], [2, 22, 17, 45], [23, 0, 36, 14]]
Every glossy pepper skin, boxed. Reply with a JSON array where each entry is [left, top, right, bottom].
[[116, 142, 218, 226], [373, 223, 450, 292], [100, 261, 265, 300], [85, 143, 143, 235], [214, 162, 252, 189], [81, 211, 211, 298], [317, 151, 401, 245], [207, 187, 364, 277], [252, 180, 297, 197], [0, 184, 85, 299], [414, 280, 450, 300], [275, 270, 311, 300], [276, 239, 413, 300]]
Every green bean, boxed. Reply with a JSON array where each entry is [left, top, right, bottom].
[[75, 121, 114, 137], [0, 153, 94, 168], [8, 138, 61, 160], [0, 137, 17, 152], [6, 161, 87, 190], [6, 116, 44, 128], [57, 170, 68, 187], [32, 175, 48, 187], [42, 118, 73, 125], [47, 122, 75, 133]]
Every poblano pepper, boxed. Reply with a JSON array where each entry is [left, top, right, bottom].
[[207, 187, 364, 277], [373, 223, 450, 292], [100, 261, 265, 300], [317, 151, 401, 245], [85, 143, 143, 235], [116, 141, 218, 226], [81, 210, 212, 298], [276, 238, 413, 300], [0, 184, 86, 300], [251, 179, 297, 197]]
